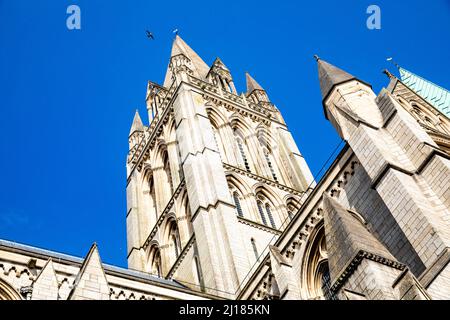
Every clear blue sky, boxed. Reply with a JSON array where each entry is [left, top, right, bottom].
[[1, 0, 449, 268]]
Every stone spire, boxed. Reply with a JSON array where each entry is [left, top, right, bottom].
[[129, 110, 144, 136], [245, 72, 265, 95], [163, 35, 210, 87], [212, 57, 230, 71], [322, 193, 396, 281], [315, 56, 360, 100], [208, 57, 237, 94]]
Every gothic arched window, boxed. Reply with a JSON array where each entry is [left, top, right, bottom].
[[234, 129, 251, 173], [233, 191, 244, 217], [0, 279, 21, 300], [167, 221, 181, 261], [265, 203, 276, 229], [144, 173, 158, 222], [264, 150, 278, 182], [149, 246, 162, 277], [318, 262, 334, 300], [304, 225, 337, 300], [251, 238, 259, 261], [162, 151, 174, 194], [258, 134, 279, 182], [172, 234, 179, 258], [287, 199, 299, 222], [256, 194, 277, 229], [257, 200, 268, 226]]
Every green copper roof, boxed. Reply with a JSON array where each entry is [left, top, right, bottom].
[[399, 67, 450, 118]]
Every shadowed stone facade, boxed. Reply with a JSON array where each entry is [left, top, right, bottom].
[[1, 36, 450, 300]]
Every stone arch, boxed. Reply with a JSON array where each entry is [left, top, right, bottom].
[[166, 119, 177, 143], [146, 243, 163, 277], [207, 108, 228, 162], [254, 185, 283, 229], [175, 190, 193, 240], [230, 118, 258, 174], [230, 116, 254, 142], [0, 278, 22, 300], [166, 119, 183, 183], [254, 184, 284, 208], [152, 140, 175, 208], [300, 221, 335, 300], [285, 196, 301, 221], [409, 101, 437, 125], [161, 217, 182, 268], [261, 127, 295, 186], [226, 173, 253, 219], [141, 167, 158, 228], [206, 103, 228, 127], [226, 172, 253, 196], [233, 130, 252, 172]]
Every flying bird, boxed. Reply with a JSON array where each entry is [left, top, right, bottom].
[[146, 30, 154, 40], [386, 57, 399, 68]]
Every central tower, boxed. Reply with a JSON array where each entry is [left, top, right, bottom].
[[126, 36, 314, 298]]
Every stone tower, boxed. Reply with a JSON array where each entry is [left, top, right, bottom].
[[125, 36, 315, 298], [316, 57, 450, 299]]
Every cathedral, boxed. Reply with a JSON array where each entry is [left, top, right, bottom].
[[1, 35, 450, 300]]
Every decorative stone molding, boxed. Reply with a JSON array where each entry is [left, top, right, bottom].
[[329, 250, 406, 294], [239, 155, 361, 299], [281, 158, 360, 260], [109, 287, 158, 300], [223, 163, 304, 196], [237, 216, 282, 235]]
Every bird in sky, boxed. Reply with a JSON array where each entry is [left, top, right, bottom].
[[146, 30, 154, 40]]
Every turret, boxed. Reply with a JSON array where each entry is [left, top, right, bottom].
[[128, 110, 144, 149], [207, 57, 237, 94], [246, 72, 270, 104], [316, 56, 383, 140], [315, 56, 450, 300]]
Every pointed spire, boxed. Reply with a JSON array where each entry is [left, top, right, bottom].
[[163, 35, 210, 87], [31, 258, 59, 300], [68, 243, 110, 300], [322, 193, 395, 280], [316, 56, 357, 99], [129, 110, 144, 136], [212, 57, 229, 71], [245, 72, 265, 94]]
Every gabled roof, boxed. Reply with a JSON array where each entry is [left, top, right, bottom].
[[398, 67, 450, 118]]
